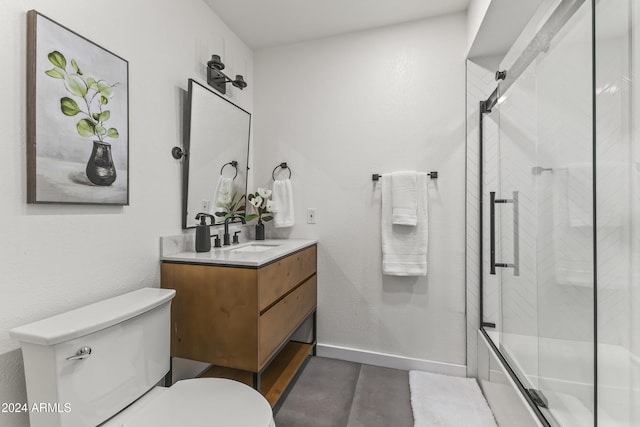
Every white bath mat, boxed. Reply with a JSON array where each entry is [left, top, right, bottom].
[[409, 371, 497, 427]]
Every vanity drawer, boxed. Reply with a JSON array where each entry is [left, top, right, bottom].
[[259, 298, 286, 366], [258, 274, 317, 367], [284, 275, 317, 336], [257, 245, 316, 311], [288, 245, 317, 289]]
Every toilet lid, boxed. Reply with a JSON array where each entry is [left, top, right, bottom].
[[114, 378, 274, 427]]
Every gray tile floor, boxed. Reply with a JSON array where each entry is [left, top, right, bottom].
[[275, 357, 414, 427]]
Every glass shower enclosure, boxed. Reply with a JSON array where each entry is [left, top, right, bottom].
[[476, 0, 639, 425]]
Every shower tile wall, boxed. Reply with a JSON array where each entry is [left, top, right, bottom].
[[632, 3, 640, 424], [595, 0, 640, 424], [498, 63, 539, 345], [465, 60, 498, 377], [534, 8, 596, 421], [595, 7, 631, 348], [481, 100, 500, 333], [534, 6, 594, 347]]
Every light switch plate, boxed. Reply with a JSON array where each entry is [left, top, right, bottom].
[[307, 208, 316, 224]]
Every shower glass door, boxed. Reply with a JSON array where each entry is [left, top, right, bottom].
[[482, 0, 595, 425], [496, 60, 541, 406], [534, 3, 594, 425]]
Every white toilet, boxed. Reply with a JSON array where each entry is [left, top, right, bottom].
[[10, 287, 275, 427]]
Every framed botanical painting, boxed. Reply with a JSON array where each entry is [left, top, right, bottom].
[[27, 10, 129, 205]]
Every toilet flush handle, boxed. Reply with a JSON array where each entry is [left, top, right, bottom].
[[66, 346, 92, 361]]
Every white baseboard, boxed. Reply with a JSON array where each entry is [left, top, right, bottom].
[[316, 343, 467, 377]]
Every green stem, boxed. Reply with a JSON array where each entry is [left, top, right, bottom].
[[81, 94, 101, 141]]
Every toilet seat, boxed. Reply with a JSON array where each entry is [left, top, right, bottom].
[[102, 378, 275, 427]]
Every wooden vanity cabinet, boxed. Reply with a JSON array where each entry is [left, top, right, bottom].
[[161, 244, 317, 407]]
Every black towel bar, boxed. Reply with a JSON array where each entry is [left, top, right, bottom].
[[372, 172, 438, 181]]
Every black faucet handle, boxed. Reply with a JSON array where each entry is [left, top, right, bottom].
[[232, 230, 241, 244], [213, 234, 221, 248]]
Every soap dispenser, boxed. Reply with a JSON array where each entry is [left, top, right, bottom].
[[195, 213, 215, 252]]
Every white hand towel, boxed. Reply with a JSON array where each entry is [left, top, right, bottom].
[[391, 171, 418, 226], [567, 164, 592, 227], [272, 179, 294, 228], [381, 173, 428, 276], [209, 175, 233, 216]]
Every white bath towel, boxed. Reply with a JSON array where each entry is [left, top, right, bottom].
[[272, 178, 294, 228], [381, 173, 428, 276], [391, 171, 418, 226], [209, 175, 233, 216]]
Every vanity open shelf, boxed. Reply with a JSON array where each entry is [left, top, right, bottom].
[[161, 243, 317, 408], [199, 341, 313, 407]]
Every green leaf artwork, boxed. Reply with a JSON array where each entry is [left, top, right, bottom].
[[47, 51, 66, 69], [70, 58, 82, 75], [60, 97, 81, 116], [45, 50, 120, 143], [76, 118, 95, 137], [45, 68, 65, 79]]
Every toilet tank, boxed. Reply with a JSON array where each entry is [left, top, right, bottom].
[[9, 287, 176, 427]]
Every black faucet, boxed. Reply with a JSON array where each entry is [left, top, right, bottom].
[[223, 215, 246, 245]]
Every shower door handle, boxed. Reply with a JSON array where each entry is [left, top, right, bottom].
[[490, 192, 497, 274], [490, 191, 519, 276]]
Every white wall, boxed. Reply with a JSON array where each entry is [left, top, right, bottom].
[[467, 0, 492, 54], [254, 13, 467, 370], [467, 0, 543, 68], [0, 1, 252, 426]]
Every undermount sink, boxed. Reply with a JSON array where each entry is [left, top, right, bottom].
[[231, 243, 281, 253]]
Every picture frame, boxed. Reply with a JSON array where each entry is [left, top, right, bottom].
[[27, 10, 129, 205]]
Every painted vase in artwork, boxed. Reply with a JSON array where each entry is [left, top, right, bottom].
[[86, 141, 116, 186]]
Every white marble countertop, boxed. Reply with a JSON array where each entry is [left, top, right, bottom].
[[160, 238, 317, 267]]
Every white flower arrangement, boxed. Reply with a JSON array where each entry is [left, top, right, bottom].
[[213, 191, 246, 221], [246, 187, 276, 223]]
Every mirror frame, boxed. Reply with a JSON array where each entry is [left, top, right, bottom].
[[182, 78, 251, 229]]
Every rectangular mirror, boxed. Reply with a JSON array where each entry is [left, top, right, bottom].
[[182, 78, 251, 228]]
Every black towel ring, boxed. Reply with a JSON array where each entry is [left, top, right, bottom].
[[272, 162, 292, 181], [220, 161, 238, 180]]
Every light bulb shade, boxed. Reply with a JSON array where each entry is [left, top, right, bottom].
[[232, 75, 247, 89], [207, 54, 225, 70]]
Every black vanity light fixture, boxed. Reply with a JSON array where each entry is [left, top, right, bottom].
[[206, 54, 247, 94]]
